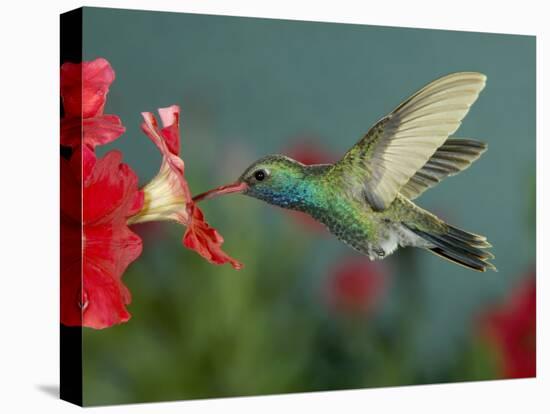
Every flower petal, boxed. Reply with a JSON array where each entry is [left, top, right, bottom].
[[66, 143, 96, 185], [138, 106, 191, 214], [61, 149, 143, 329], [61, 254, 133, 330], [84, 115, 125, 147], [60, 116, 81, 148], [140, 106, 187, 197], [84, 151, 142, 224], [81, 260, 132, 329], [61, 115, 125, 150], [135, 105, 242, 269], [128, 189, 145, 217], [183, 204, 243, 270], [158, 105, 180, 155], [61, 58, 115, 118], [78, 215, 142, 329], [60, 260, 84, 327], [60, 157, 81, 222]]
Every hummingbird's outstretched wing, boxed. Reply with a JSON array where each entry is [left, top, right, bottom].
[[332, 72, 487, 210], [399, 138, 487, 200]]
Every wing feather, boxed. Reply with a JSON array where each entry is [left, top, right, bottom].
[[399, 138, 488, 199], [332, 72, 486, 210]]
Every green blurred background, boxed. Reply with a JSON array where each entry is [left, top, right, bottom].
[[82, 7, 536, 406]]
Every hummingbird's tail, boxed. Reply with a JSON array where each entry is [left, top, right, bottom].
[[404, 223, 496, 272]]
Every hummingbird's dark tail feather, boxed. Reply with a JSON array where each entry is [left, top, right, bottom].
[[404, 224, 496, 272]]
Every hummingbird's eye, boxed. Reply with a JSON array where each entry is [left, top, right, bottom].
[[253, 169, 266, 181]]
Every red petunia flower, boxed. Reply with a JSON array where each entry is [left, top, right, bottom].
[[60, 58, 125, 153], [128, 105, 242, 270], [61, 57, 242, 330], [480, 273, 536, 378], [60, 57, 143, 329], [324, 257, 388, 316], [61, 57, 114, 118], [61, 151, 144, 329]]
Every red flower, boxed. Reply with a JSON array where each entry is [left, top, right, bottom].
[[61, 151, 143, 329], [480, 273, 536, 378], [129, 105, 242, 270], [60, 58, 242, 330], [60, 58, 125, 153], [325, 257, 388, 315], [61, 57, 114, 118], [60, 58, 144, 329], [183, 204, 242, 267]]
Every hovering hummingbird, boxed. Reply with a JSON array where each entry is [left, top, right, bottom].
[[194, 72, 495, 271]]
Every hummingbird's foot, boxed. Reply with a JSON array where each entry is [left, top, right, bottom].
[[373, 248, 386, 258]]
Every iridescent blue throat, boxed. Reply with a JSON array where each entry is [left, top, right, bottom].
[[245, 166, 328, 213]]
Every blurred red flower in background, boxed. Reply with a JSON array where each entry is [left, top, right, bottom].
[[480, 273, 536, 378], [325, 257, 388, 316], [285, 138, 337, 166], [285, 138, 338, 235], [60, 58, 242, 329]]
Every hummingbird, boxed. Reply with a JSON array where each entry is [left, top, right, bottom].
[[193, 72, 495, 271]]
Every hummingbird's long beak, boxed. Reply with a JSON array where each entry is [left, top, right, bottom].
[[192, 181, 248, 203]]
